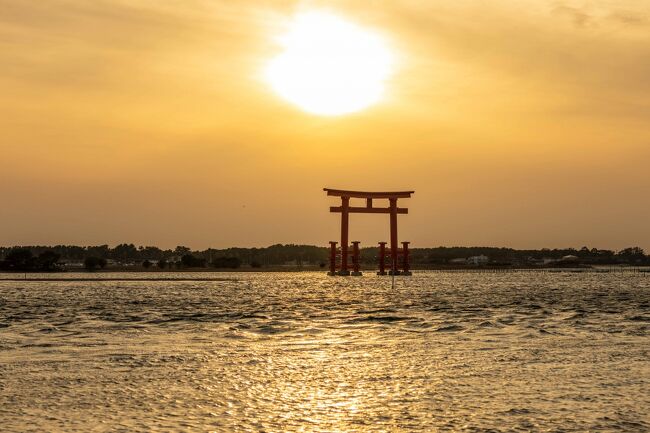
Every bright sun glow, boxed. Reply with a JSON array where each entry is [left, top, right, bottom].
[[266, 11, 394, 116]]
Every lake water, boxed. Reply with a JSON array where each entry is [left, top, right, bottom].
[[1, 272, 649, 432]]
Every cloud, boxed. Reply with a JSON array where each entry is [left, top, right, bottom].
[[552, 4, 592, 27], [608, 11, 648, 27]]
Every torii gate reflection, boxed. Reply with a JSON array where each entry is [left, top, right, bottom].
[[324, 188, 414, 276]]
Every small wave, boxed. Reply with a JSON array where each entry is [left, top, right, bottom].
[[564, 312, 587, 320], [477, 321, 498, 328], [356, 308, 398, 315], [221, 332, 249, 340], [21, 342, 59, 348], [626, 315, 650, 322], [435, 324, 464, 332], [426, 306, 453, 312], [254, 325, 288, 335], [350, 315, 413, 324], [147, 312, 272, 324], [500, 408, 532, 415], [300, 327, 325, 334]]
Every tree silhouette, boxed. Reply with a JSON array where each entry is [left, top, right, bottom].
[[84, 257, 107, 271], [211, 257, 241, 269], [181, 254, 206, 268], [1, 248, 34, 271], [36, 251, 61, 272]]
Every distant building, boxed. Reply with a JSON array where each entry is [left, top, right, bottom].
[[449, 258, 467, 265], [467, 255, 489, 265], [529, 257, 556, 265]]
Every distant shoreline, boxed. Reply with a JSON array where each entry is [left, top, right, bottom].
[[1, 264, 649, 280], [3, 245, 648, 273], [2, 264, 650, 272], [0, 277, 235, 282]]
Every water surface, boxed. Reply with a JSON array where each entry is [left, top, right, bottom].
[[1, 272, 648, 432]]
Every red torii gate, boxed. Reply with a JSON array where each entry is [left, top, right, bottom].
[[324, 188, 414, 276]]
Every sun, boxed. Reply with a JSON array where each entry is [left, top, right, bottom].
[[265, 11, 394, 116]]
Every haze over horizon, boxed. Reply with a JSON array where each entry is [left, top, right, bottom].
[[2, 0, 649, 250]]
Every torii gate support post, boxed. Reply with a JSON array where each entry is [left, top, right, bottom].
[[351, 241, 362, 276], [402, 241, 411, 276], [328, 241, 338, 276], [378, 242, 387, 275]]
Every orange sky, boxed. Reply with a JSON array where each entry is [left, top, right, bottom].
[[1, 0, 649, 250]]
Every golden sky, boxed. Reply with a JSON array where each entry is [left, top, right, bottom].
[[1, 0, 649, 249]]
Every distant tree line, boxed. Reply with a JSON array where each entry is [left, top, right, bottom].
[[1, 244, 648, 272], [0, 249, 63, 272], [366, 246, 649, 266], [0, 243, 329, 271]]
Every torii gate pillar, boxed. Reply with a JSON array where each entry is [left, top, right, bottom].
[[340, 196, 350, 275], [389, 197, 398, 274]]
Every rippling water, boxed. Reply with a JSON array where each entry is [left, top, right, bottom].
[[1, 272, 649, 432]]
